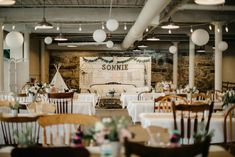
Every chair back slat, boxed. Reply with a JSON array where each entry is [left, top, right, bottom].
[[172, 101, 214, 144], [0, 116, 40, 146], [48, 92, 74, 114]]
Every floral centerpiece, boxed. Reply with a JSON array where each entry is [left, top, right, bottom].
[[155, 81, 172, 92], [84, 116, 132, 145], [26, 82, 52, 102], [107, 89, 116, 97], [222, 90, 235, 108]]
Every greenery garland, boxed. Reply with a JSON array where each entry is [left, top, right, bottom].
[[82, 57, 150, 63]]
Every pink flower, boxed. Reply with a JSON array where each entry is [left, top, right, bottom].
[[119, 128, 132, 143]]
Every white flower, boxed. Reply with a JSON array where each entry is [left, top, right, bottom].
[[95, 122, 105, 132]]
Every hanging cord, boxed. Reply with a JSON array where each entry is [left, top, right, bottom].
[[108, 0, 113, 18], [43, 0, 45, 18]]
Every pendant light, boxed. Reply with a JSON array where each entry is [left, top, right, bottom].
[[35, 0, 53, 30], [0, 0, 16, 5], [54, 33, 68, 41], [194, 0, 225, 5], [161, 17, 179, 29]]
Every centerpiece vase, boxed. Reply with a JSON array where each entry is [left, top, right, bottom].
[[101, 141, 121, 157], [11, 109, 18, 116], [110, 141, 121, 157]]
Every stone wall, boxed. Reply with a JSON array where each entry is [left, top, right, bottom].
[[49, 50, 214, 91]]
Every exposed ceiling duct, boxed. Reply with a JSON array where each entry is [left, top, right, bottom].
[[121, 0, 171, 49]]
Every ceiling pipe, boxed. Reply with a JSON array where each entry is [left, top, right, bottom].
[[121, 0, 171, 49], [142, 0, 191, 40], [178, 4, 235, 11]]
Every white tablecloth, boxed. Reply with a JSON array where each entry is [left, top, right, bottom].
[[140, 112, 234, 143], [73, 100, 95, 115], [140, 92, 165, 101], [74, 93, 98, 107], [120, 93, 138, 108], [127, 100, 154, 123]]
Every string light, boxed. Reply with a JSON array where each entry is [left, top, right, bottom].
[[225, 25, 229, 32], [101, 22, 105, 30], [145, 27, 149, 32], [1, 25, 4, 30], [217, 28, 220, 32], [124, 23, 127, 30], [209, 25, 212, 30], [79, 24, 82, 31], [190, 26, 193, 33], [168, 29, 172, 34], [56, 26, 60, 31], [12, 25, 15, 30]]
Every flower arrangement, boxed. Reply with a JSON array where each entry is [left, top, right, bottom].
[[9, 101, 20, 110], [193, 122, 214, 143], [222, 90, 235, 108], [107, 89, 116, 97], [83, 116, 132, 145], [13, 127, 36, 147], [26, 82, 52, 96], [183, 85, 197, 94], [155, 81, 172, 92]]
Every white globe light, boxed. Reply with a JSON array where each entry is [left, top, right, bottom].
[[191, 29, 209, 46], [5, 31, 24, 48], [93, 29, 106, 42], [106, 40, 114, 48], [44, 36, 53, 45], [106, 19, 119, 32], [169, 45, 177, 54], [218, 41, 228, 51]]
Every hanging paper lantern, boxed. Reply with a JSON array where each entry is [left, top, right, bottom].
[[44, 36, 53, 45], [93, 29, 106, 42], [106, 19, 119, 32], [218, 41, 228, 51], [169, 45, 177, 54], [191, 29, 209, 46], [106, 40, 114, 48], [5, 31, 24, 48]]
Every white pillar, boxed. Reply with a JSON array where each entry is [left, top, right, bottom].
[[173, 42, 178, 88], [214, 22, 222, 91], [40, 40, 46, 82], [189, 35, 195, 88], [0, 22, 4, 90], [23, 32, 30, 82]]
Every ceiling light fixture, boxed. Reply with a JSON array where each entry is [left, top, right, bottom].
[[56, 26, 60, 31], [54, 33, 68, 41], [35, 0, 53, 30], [12, 25, 15, 30], [145, 27, 149, 32], [133, 47, 141, 52], [194, 0, 225, 5], [0, 0, 16, 5], [197, 47, 206, 53], [168, 29, 172, 34], [161, 17, 180, 29], [1, 25, 4, 30], [124, 23, 127, 30], [217, 28, 220, 32], [138, 45, 148, 48], [225, 25, 229, 32], [209, 25, 212, 30], [146, 37, 160, 41], [79, 24, 82, 31], [101, 22, 105, 30], [190, 26, 193, 33], [67, 44, 77, 48]]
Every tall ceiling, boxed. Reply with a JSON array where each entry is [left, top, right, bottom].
[[1, 0, 235, 50]]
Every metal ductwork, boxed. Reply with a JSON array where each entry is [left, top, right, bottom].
[[121, 0, 171, 49]]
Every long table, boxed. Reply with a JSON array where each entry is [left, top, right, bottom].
[[140, 112, 234, 144]]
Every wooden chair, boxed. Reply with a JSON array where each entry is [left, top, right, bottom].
[[48, 92, 74, 114], [11, 146, 90, 157], [172, 101, 214, 144], [124, 137, 211, 157], [38, 114, 99, 146], [191, 93, 210, 101], [224, 104, 235, 145], [0, 116, 40, 146], [154, 95, 187, 113]]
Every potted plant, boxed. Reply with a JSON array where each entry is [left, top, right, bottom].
[[9, 101, 20, 116]]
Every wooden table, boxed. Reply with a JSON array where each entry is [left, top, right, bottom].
[[0, 145, 233, 157], [98, 96, 122, 109]]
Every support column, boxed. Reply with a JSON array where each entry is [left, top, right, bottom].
[[23, 32, 30, 82], [173, 42, 178, 88], [189, 34, 195, 88], [214, 22, 222, 91], [0, 22, 4, 90], [40, 40, 46, 82]]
